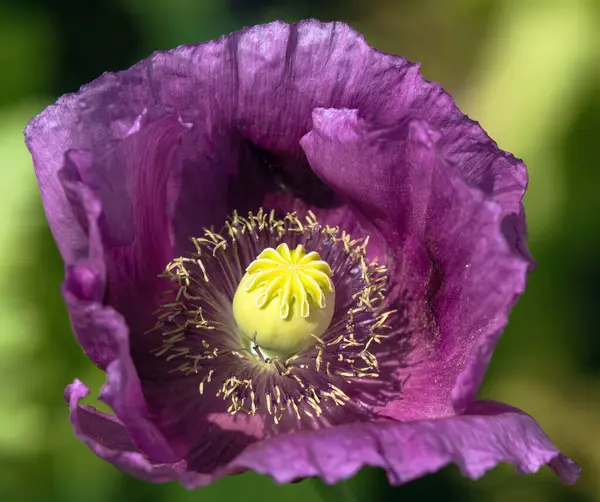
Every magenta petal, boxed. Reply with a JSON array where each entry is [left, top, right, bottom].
[[65, 380, 186, 483], [301, 109, 530, 418], [64, 270, 178, 463], [38, 111, 188, 363], [60, 112, 187, 330], [25, 66, 155, 265], [56, 161, 117, 368], [227, 401, 579, 486], [65, 380, 580, 488], [67, 382, 579, 487], [59, 177, 178, 462]]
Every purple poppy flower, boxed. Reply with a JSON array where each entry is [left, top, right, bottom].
[[25, 20, 579, 488]]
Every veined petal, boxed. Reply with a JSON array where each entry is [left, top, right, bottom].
[[66, 382, 580, 488], [301, 109, 530, 418], [65, 380, 185, 483], [225, 401, 579, 486]]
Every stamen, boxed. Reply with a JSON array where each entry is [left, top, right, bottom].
[[150, 209, 395, 423]]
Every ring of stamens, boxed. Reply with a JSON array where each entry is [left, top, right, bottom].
[[151, 209, 394, 423]]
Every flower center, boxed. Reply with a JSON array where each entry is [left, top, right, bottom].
[[232, 243, 335, 358], [151, 210, 396, 423]]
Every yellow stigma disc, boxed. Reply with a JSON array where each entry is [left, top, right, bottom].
[[232, 243, 335, 358]]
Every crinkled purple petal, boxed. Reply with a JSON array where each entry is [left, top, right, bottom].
[[28, 21, 530, 261], [66, 379, 255, 485], [64, 269, 179, 463], [301, 108, 530, 417], [25, 66, 157, 264], [26, 19, 531, 259], [27, 105, 189, 359], [66, 379, 187, 483], [58, 111, 186, 332], [206, 21, 528, 216], [53, 130, 201, 463], [225, 400, 580, 487], [66, 382, 579, 487], [59, 173, 178, 462], [57, 154, 116, 368]]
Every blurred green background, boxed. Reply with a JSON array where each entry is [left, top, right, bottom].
[[1, 0, 598, 500]]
